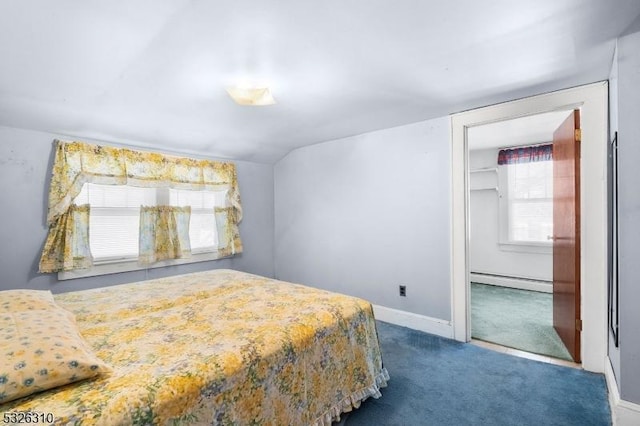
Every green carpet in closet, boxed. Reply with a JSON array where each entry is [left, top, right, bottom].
[[471, 282, 572, 361]]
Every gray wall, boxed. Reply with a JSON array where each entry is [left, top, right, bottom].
[[274, 117, 451, 321], [0, 125, 274, 293], [614, 16, 640, 404]]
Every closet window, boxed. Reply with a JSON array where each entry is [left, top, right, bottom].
[[497, 144, 553, 248], [506, 161, 553, 243]]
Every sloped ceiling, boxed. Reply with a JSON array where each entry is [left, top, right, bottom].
[[1, 1, 639, 163]]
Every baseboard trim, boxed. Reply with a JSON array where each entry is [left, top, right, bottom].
[[372, 305, 453, 339], [470, 272, 552, 293], [605, 356, 640, 426]]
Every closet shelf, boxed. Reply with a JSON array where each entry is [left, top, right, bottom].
[[470, 187, 498, 192], [469, 167, 497, 173]]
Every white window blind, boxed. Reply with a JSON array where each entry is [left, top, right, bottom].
[[74, 183, 156, 260], [506, 161, 553, 243]]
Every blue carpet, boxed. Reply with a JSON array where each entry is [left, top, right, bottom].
[[344, 321, 610, 426]]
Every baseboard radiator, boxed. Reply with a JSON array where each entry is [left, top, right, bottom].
[[470, 272, 552, 293]]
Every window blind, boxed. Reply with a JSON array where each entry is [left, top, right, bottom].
[[74, 183, 157, 260]]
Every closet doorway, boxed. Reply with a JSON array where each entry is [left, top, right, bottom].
[[467, 109, 580, 363]]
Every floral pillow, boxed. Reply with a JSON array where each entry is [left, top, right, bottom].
[[0, 289, 59, 312], [0, 308, 111, 404]]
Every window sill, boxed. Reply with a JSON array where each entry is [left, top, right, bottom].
[[57, 250, 232, 281], [498, 241, 552, 255]]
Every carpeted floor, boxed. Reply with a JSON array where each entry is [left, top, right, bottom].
[[342, 321, 610, 426], [470, 282, 572, 361]]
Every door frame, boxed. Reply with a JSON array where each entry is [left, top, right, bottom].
[[450, 82, 608, 373]]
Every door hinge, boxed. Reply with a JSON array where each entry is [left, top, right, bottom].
[[576, 319, 583, 331], [575, 129, 582, 142]]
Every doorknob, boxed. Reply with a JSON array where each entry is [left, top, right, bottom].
[[549, 235, 571, 241]]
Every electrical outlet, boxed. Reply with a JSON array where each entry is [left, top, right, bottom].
[[399, 285, 406, 297]]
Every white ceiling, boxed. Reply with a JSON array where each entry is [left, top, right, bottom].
[[468, 110, 573, 151], [1, 1, 639, 164]]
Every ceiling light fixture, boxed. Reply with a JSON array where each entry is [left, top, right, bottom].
[[226, 86, 276, 106]]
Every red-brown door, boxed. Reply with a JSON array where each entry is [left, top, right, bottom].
[[552, 109, 581, 362]]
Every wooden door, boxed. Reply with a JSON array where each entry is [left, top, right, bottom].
[[552, 110, 581, 362]]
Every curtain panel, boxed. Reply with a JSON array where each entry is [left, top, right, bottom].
[[497, 144, 552, 165], [215, 207, 243, 256], [139, 206, 192, 265], [39, 140, 243, 273], [38, 204, 93, 272]]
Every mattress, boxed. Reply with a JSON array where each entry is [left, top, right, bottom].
[[1, 269, 388, 425]]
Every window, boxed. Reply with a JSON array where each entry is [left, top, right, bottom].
[[74, 184, 156, 261], [71, 183, 227, 264], [497, 144, 553, 249], [41, 140, 243, 278], [169, 188, 226, 253], [506, 161, 553, 243]]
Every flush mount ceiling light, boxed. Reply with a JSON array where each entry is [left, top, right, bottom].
[[226, 86, 276, 106]]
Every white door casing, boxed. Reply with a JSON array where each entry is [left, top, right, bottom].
[[450, 82, 608, 373]]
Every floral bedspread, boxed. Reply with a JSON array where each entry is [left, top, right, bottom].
[[2, 270, 388, 425]]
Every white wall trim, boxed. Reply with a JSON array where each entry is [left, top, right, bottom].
[[451, 81, 609, 373], [470, 272, 552, 293], [605, 356, 640, 426], [372, 305, 453, 339]]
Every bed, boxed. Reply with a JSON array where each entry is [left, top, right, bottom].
[[0, 269, 388, 425]]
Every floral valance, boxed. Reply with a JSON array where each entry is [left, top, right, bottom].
[[497, 144, 552, 165], [46, 140, 242, 226]]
